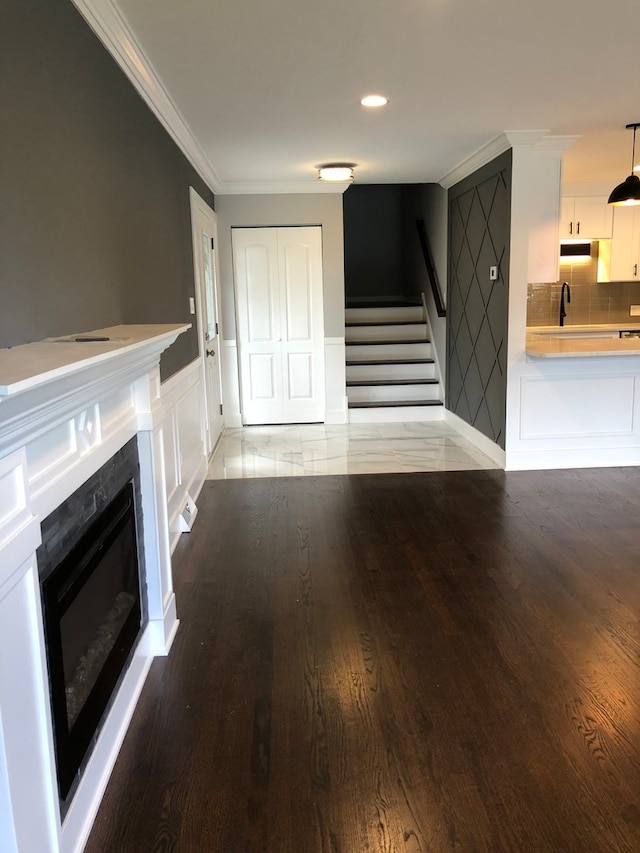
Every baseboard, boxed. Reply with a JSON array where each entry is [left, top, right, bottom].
[[504, 445, 640, 471], [444, 411, 506, 468]]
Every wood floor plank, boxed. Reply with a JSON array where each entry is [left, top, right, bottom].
[[85, 470, 640, 852]]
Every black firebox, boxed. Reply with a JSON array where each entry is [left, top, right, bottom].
[[40, 480, 142, 804]]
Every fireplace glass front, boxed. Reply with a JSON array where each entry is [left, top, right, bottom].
[[41, 480, 142, 804]]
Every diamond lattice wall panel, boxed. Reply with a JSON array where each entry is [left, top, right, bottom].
[[447, 151, 511, 449]]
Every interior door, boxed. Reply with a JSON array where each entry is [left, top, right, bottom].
[[233, 226, 325, 425], [190, 190, 224, 453]]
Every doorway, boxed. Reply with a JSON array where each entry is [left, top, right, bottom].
[[232, 226, 325, 424], [190, 189, 224, 454]]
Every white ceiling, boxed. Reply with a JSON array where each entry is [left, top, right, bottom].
[[108, 0, 638, 193]]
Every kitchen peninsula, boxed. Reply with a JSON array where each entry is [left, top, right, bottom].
[[526, 324, 640, 358], [504, 322, 640, 471]]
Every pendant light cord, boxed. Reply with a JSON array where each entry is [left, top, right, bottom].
[[632, 125, 638, 175]]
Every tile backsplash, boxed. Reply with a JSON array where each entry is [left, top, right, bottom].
[[527, 244, 640, 327]]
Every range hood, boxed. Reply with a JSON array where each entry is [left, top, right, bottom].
[[560, 242, 591, 258]]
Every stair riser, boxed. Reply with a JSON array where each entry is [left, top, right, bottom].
[[346, 323, 427, 342], [346, 363, 436, 381], [348, 406, 444, 424], [345, 307, 424, 323], [347, 385, 441, 403], [347, 342, 432, 359]]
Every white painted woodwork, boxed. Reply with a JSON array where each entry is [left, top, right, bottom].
[[190, 190, 224, 454], [233, 227, 325, 424], [161, 360, 209, 551], [0, 324, 191, 853], [348, 405, 444, 424], [608, 206, 640, 282], [343, 303, 443, 422], [559, 195, 612, 239], [347, 383, 440, 403], [347, 362, 436, 381], [346, 342, 433, 360], [344, 306, 424, 323], [345, 323, 428, 342]]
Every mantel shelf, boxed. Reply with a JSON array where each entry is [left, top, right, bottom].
[[0, 324, 190, 397]]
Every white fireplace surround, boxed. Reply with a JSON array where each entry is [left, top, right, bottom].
[[0, 324, 190, 853]]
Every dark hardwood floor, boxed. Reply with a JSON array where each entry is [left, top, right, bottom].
[[85, 469, 640, 852]]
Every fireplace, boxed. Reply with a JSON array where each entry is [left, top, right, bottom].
[[37, 439, 147, 812], [0, 323, 188, 852]]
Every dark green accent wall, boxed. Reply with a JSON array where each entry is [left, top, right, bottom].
[[1, 0, 215, 379], [447, 151, 511, 448]]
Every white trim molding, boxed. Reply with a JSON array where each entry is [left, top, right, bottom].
[[72, 1, 355, 196], [71, 0, 221, 192]]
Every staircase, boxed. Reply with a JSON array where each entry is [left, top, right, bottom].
[[345, 303, 444, 422]]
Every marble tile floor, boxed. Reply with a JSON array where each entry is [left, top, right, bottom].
[[207, 421, 500, 479]]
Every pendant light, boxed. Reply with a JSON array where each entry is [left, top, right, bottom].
[[608, 122, 640, 206]]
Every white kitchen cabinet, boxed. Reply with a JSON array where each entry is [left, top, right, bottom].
[[560, 196, 612, 239], [609, 206, 640, 281]]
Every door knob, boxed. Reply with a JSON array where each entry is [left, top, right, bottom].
[[206, 348, 216, 357]]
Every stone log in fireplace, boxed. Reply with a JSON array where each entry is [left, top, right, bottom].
[[0, 324, 188, 853]]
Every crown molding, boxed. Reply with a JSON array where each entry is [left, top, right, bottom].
[[216, 180, 350, 195], [71, 0, 222, 193], [71, 2, 355, 197], [438, 130, 563, 189]]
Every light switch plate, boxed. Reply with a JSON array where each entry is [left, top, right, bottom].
[[630, 305, 640, 316], [189, 297, 196, 314], [489, 266, 498, 281]]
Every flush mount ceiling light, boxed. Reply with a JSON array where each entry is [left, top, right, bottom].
[[608, 122, 640, 206], [317, 163, 356, 182], [360, 94, 388, 108]]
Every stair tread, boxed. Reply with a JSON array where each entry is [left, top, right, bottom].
[[348, 399, 444, 409], [345, 300, 421, 308], [345, 320, 425, 327], [347, 378, 439, 387], [346, 357, 434, 365], [346, 338, 429, 346]]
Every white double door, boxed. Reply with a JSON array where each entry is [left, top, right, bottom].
[[233, 226, 325, 425]]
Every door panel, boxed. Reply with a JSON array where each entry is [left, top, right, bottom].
[[249, 354, 279, 400], [279, 228, 325, 421], [245, 243, 279, 342], [287, 353, 314, 399], [190, 190, 224, 454], [282, 242, 312, 341], [233, 226, 324, 424]]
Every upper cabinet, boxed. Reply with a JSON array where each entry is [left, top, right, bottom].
[[560, 196, 613, 239], [608, 207, 640, 281]]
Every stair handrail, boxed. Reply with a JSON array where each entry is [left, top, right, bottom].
[[415, 219, 446, 318]]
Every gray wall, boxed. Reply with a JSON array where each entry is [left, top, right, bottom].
[[215, 194, 345, 339], [447, 151, 511, 448], [343, 185, 405, 303], [1, 0, 215, 379], [342, 184, 448, 313]]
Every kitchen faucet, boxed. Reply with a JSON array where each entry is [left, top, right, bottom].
[[559, 281, 570, 326]]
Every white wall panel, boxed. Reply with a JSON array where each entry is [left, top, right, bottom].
[[520, 375, 635, 439]]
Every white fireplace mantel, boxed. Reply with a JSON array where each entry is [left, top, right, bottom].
[[0, 324, 189, 853]]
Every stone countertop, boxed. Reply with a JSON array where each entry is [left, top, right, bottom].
[[526, 324, 640, 358], [0, 324, 190, 396]]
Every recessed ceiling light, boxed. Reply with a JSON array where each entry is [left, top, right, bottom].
[[360, 94, 388, 108]]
